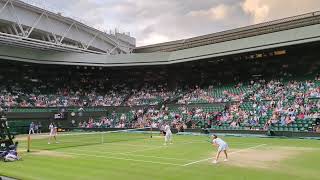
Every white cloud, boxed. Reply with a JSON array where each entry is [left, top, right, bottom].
[[241, 0, 269, 23], [138, 32, 170, 46], [242, 0, 320, 23], [189, 4, 231, 21]]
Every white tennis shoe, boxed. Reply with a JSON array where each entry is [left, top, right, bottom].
[[212, 160, 218, 164]]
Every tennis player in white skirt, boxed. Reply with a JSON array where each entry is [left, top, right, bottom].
[[212, 134, 228, 164]]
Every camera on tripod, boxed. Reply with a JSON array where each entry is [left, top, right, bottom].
[[0, 112, 14, 150]]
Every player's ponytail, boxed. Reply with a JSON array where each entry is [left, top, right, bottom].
[[213, 134, 217, 139]]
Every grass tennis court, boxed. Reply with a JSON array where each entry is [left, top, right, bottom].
[[1, 133, 320, 180]]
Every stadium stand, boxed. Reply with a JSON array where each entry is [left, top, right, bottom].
[[1, 33, 320, 135]]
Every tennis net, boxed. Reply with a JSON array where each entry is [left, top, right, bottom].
[[27, 128, 152, 151]]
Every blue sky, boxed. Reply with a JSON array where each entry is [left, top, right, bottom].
[[23, 0, 320, 46]]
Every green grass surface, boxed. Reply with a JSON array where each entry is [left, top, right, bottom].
[[1, 132, 320, 180]]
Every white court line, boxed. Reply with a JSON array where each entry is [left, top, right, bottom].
[[104, 143, 160, 148], [181, 144, 267, 166], [67, 139, 218, 155], [122, 146, 166, 154], [59, 140, 222, 161], [61, 144, 166, 155], [76, 142, 161, 148], [60, 152, 182, 166], [59, 144, 267, 167], [176, 140, 265, 146], [63, 148, 188, 161]]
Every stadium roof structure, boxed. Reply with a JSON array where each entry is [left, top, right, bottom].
[[1, 1, 320, 66], [0, 0, 135, 54]]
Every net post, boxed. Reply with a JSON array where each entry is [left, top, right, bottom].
[[150, 126, 153, 138], [27, 135, 31, 152]]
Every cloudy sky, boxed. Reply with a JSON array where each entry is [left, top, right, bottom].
[[24, 0, 320, 46]]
